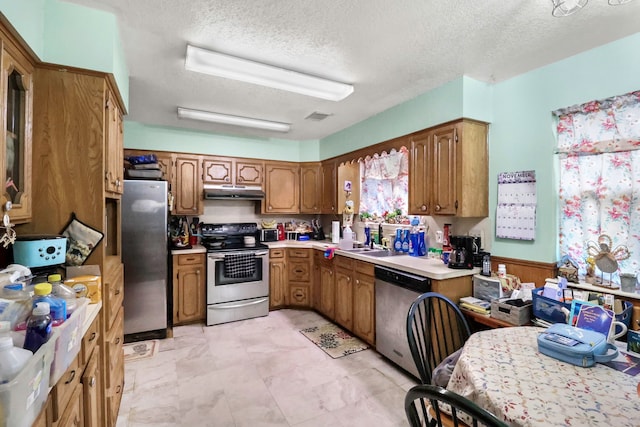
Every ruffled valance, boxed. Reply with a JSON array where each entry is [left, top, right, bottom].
[[554, 90, 640, 155]]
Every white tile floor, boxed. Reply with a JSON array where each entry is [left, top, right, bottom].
[[117, 309, 417, 427]]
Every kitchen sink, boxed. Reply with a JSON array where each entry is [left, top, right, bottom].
[[341, 248, 405, 257], [363, 250, 406, 257]]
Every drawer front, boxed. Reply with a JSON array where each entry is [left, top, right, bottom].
[[177, 253, 205, 266], [355, 260, 374, 276], [81, 315, 101, 367], [335, 255, 353, 270], [105, 306, 124, 389], [289, 285, 310, 307], [51, 354, 82, 422], [104, 262, 124, 329], [287, 248, 310, 259], [288, 260, 310, 282], [270, 248, 285, 259]]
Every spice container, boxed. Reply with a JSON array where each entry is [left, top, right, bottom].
[[498, 264, 507, 278]]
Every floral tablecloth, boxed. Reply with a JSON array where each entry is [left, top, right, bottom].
[[447, 326, 640, 426]]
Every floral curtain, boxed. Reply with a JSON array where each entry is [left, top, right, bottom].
[[555, 90, 640, 282], [359, 147, 409, 218]]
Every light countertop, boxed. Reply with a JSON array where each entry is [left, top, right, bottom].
[[170, 244, 207, 255], [264, 240, 479, 280]]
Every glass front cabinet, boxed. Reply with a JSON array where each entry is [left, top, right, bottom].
[[1, 42, 33, 224]]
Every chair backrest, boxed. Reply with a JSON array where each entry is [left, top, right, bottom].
[[405, 384, 509, 427], [406, 292, 471, 384]]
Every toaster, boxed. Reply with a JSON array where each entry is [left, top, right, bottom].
[[13, 235, 67, 268], [260, 229, 279, 242]]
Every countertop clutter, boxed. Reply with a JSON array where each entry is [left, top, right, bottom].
[[266, 240, 480, 280], [171, 240, 480, 280]]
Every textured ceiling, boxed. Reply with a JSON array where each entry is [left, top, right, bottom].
[[63, 0, 640, 141]]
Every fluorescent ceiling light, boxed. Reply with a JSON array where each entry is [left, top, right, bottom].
[[185, 45, 354, 101], [177, 107, 291, 133]]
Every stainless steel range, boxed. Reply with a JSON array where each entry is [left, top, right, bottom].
[[201, 223, 269, 326]]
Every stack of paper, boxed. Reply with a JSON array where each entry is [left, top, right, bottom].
[[459, 296, 491, 315]]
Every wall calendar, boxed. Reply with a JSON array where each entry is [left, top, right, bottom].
[[496, 170, 537, 240]]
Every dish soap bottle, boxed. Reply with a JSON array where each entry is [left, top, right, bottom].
[[409, 217, 420, 257], [394, 229, 403, 252]]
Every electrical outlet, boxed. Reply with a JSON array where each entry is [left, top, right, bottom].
[[435, 230, 443, 244]]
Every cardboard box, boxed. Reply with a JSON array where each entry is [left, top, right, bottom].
[[491, 298, 532, 325]]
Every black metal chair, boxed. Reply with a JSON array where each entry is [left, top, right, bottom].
[[405, 384, 509, 427], [406, 292, 471, 384]]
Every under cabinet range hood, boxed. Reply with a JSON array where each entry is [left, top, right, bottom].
[[203, 184, 265, 200]]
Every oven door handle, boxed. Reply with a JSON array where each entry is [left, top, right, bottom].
[[208, 250, 269, 260], [212, 297, 268, 309]]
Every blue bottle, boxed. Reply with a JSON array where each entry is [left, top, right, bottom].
[[32, 283, 66, 324], [409, 217, 420, 257], [419, 231, 428, 256], [23, 302, 53, 353], [394, 229, 403, 252], [402, 229, 410, 253], [364, 223, 371, 247]]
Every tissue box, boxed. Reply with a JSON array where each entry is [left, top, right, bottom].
[[491, 299, 532, 325]]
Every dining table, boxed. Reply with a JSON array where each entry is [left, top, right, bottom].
[[447, 326, 640, 426]]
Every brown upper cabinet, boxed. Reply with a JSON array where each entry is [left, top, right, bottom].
[[174, 154, 203, 215], [300, 162, 321, 214], [263, 161, 300, 214], [409, 119, 488, 217], [104, 90, 124, 196], [1, 34, 34, 223], [203, 156, 264, 186], [320, 161, 337, 214]]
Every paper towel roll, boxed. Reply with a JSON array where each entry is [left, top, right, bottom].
[[332, 221, 340, 243]]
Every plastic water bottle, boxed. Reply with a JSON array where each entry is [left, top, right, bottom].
[[0, 336, 31, 384], [32, 283, 66, 324], [23, 302, 53, 354], [48, 274, 77, 316]]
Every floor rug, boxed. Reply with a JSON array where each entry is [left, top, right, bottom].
[[300, 323, 369, 359], [123, 339, 159, 362]]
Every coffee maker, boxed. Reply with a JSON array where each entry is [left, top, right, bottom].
[[448, 235, 475, 269]]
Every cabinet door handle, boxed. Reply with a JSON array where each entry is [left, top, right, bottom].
[[114, 288, 121, 295], [116, 385, 122, 394], [65, 370, 76, 384], [88, 332, 97, 342], [421, 205, 427, 211], [435, 204, 441, 212], [115, 337, 121, 345]]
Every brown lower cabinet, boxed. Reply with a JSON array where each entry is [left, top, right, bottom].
[[172, 253, 206, 325]]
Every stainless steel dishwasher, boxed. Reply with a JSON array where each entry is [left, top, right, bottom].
[[375, 265, 431, 379]]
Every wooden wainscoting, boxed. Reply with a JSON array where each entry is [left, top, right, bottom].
[[490, 256, 557, 288]]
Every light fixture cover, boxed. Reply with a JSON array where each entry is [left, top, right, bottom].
[[177, 107, 291, 133], [185, 45, 354, 101], [552, 0, 588, 17]]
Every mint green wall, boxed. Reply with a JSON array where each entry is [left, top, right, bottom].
[[0, 0, 129, 108], [488, 32, 640, 263], [462, 77, 493, 123], [319, 78, 465, 159], [0, 1, 46, 56], [124, 122, 320, 162]]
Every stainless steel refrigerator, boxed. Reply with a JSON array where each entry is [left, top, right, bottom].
[[122, 180, 169, 341]]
